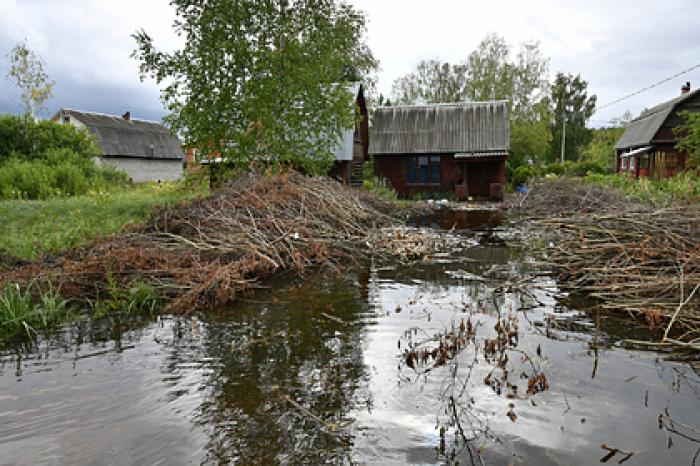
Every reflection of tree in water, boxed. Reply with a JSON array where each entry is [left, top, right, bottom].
[[163, 272, 369, 464]]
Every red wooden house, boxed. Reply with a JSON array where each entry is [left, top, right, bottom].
[[369, 102, 509, 200], [615, 83, 700, 178]]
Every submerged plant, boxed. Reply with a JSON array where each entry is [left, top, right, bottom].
[[90, 278, 162, 318], [0, 282, 71, 345]]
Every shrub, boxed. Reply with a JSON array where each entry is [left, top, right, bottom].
[[363, 176, 398, 201], [0, 153, 129, 200], [0, 114, 100, 162], [512, 165, 536, 187], [545, 163, 565, 176]]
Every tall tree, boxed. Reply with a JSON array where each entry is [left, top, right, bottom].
[[132, 0, 377, 174], [549, 72, 597, 163], [581, 111, 632, 169], [465, 35, 552, 168], [390, 34, 552, 169], [391, 59, 468, 105], [6, 40, 54, 119]]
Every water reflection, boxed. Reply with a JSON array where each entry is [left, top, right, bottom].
[[0, 209, 698, 465]]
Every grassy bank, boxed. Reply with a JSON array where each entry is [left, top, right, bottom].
[[0, 181, 208, 261], [584, 172, 700, 205]]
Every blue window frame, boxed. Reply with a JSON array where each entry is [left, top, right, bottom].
[[407, 156, 440, 184]]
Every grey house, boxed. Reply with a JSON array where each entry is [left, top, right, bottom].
[[53, 109, 184, 182]]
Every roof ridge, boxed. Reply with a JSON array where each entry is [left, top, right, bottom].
[[634, 88, 700, 121], [61, 108, 165, 125], [379, 100, 509, 109]]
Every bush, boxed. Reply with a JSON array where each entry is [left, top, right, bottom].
[[363, 176, 398, 201], [0, 116, 130, 200], [512, 165, 536, 187], [0, 153, 129, 200], [0, 114, 100, 162], [545, 163, 565, 176]]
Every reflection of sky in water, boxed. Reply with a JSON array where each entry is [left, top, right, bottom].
[[0, 318, 208, 464], [0, 220, 698, 465], [354, 240, 700, 465]]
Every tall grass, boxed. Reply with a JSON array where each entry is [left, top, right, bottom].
[[0, 282, 71, 345], [585, 172, 700, 204], [0, 181, 208, 260], [0, 279, 164, 348]]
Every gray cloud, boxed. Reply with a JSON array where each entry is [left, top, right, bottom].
[[1, 0, 699, 126]]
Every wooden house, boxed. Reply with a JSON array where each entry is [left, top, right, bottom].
[[369, 101, 509, 200], [615, 84, 700, 178], [327, 83, 369, 186], [53, 109, 184, 182]]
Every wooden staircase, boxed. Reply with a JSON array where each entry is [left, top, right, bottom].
[[349, 160, 364, 187]]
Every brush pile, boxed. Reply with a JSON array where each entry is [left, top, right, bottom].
[[508, 177, 644, 216], [2, 172, 401, 313], [513, 178, 700, 346]]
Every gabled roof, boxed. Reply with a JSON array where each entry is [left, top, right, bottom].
[[615, 89, 700, 150], [55, 108, 184, 160], [369, 101, 510, 156]]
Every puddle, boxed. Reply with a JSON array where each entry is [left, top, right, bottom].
[[1, 209, 698, 465]]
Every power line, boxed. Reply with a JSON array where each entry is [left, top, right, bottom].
[[594, 63, 700, 113]]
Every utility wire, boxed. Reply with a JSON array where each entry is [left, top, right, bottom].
[[594, 63, 700, 113]]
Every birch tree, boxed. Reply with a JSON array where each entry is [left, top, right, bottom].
[[6, 40, 54, 119], [132, 0, 376, 174]]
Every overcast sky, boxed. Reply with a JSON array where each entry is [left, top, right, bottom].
[[1, 0, 699, 126]]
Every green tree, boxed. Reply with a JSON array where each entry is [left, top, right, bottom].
[[6, 40, 54, 119], [509, 102, 553, 168], [389, 34, 552, 172], [464, 34, 550, 120], [675, 110, 700, 168], [132, 0, 376, 174], [391, 59, 468, 105], [549, 72, 597, 163], [580, 112, 631, 170]]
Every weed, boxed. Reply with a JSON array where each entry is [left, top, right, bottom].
[[0, 282, 71, 345], [90, 277, 163, 318], [363, 176, 398, 201]]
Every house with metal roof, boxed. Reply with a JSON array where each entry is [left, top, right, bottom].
[[369, 101, 509, 200], [615, 84, 700, 179], [52, 109, 184, 182]]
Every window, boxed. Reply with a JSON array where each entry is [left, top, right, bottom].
[[629, 156, 636, 171], [407, 155, 440, 184], [621, 157, 628, 170]]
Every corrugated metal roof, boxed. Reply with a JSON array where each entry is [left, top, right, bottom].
[[615, 89, 700, 150], [58, 109, 184, 160], [369, 101, 510, 155]]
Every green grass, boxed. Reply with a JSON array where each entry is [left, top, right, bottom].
[[584, 172, 700, 205], [0, 282, 72, 346], [0, 181, 208, 260]]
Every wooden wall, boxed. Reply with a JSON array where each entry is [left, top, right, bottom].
[[373, 154, 505, 199]]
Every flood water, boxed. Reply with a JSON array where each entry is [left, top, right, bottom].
[[1, 209, 699, 465]]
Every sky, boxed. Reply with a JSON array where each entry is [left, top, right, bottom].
[[1, 0, 699, 126]]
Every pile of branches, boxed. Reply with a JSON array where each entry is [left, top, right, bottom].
[[508, 177, 645, 216], [514, 179, 700, 347], [2, 172, 401, 313]]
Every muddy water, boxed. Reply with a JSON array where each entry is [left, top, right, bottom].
[[1, 210, 699, 465]]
